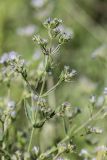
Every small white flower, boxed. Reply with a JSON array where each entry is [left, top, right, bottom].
[[79, 149, 88, 156], [11, 111, 16, 119], [104, 87, 107, 95], [90, 95, 96, 104], [31, 0, 46, 8], [32, 146, 39, 156], [7, 100, 15, 110]]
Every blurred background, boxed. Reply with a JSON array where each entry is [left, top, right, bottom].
[[0, 0, 107, 159]]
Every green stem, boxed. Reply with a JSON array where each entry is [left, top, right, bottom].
[[53, 152, 61, 160], [40, 75, 46, 96], [27, 77, 46, 152], [41, 81, 60, 97], [27, 127, 35, 152], [63, 117, 68, 135], [22, 75, 38, 96], [27, 57, 48, 153], [52, 44, 61, 55], [72, 105, 105, 136], [38, 146, 57, 160]]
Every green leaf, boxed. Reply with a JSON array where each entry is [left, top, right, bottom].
[[24, 100, 34, 125]]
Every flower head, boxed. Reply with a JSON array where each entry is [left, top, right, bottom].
[[60, 66, 77, 82]]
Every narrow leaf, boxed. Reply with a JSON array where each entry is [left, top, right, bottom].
[[24, 100, 34, 125]]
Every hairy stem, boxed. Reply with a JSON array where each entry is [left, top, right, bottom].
[[41, 81, 60, 97], [27, 127, 35, 153], [27, 57, 48, 152]]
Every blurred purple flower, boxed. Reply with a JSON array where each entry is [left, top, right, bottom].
[[0, 51, 18, 64], [0, 53, 8, 64], [95, 145, 107, 152], [33, 49, 41, 60], [8, 51, 17, 60], [17, 25, 37, 36]]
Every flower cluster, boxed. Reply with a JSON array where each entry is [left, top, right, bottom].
[[33, 35, 49, 55], [0, 98, 16, 142], [57, 141, 76, 154], [43, 18, 62, 29], [60, 66, 77, 82], [0, 51, 27, 79], [87, 126, 103, 134], [0, 51, 19, 65], [33, 18, 72, 58]]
